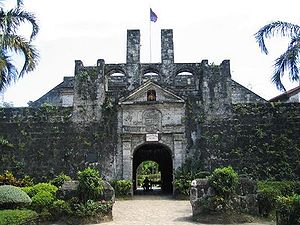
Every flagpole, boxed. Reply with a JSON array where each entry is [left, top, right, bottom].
[[149, 8, 152, 63], [149, 7, 157, 63]]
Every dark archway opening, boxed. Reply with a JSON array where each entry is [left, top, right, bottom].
[[133, 143, 173, 194]]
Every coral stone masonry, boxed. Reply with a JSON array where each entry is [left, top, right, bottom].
[[0, 29, 299, 193]]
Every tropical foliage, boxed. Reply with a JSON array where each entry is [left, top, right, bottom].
[[0, 0, 39, 92], [208, 166, 239, 200], [77, 167, 104, 203], [110, 179, 132, 197], [255, 21, 300, 91], [0, 185, 31, 209]]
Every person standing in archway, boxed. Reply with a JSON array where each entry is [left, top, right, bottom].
[[143, 177, 150, 191]]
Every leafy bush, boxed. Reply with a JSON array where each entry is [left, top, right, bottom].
[[31, 190, 55, 212], [257, 185, 281, 217], [0, 185, 31, 209], [0, 209, 38, 225], [173, 178, 191, 196], [77, 168, 104, 202], [0, 171, 33, 187], [111, 180, 132, 197], [257, 181, 299, 217], [73, 200, 113, 218], [21, 182, 58, 213], [258, 181, 296, 196], [276, 194, 300, 225], [50, 199, 72, 219], [22, 182, 58, 197], [173, 162, 210, 197], [50, 172, 71, 188], [208, 166, 239, 200]]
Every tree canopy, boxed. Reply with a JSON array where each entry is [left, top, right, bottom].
[[0, 0, 39, 92], [255, 21, 300, 91]]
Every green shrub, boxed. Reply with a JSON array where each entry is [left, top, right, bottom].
[[257, 185, 281, 217], [20, 175, 34, 187], [0, 209, 38, 225], [73, 200, 113, 218], [0, 185, 31, 209], [257, 181, 298, 217], [20, 183, 58, 213], [77, 168, 104, 202], [31, 190, 55, 212], [50, 199, 72, 219], [111, 180, 132, 197], [276, 194, 300, 225], [50, 172, 71, 188], [173, 165, 210, 197], [22, 182, 58, 197], [208, 166, 239, 200], [173, 178, 191, 196], [0, 171, 33, 187]]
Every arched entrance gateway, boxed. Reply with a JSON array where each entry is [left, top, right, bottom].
[[117, 81, 187, 195], [133, 143, 173, 193]]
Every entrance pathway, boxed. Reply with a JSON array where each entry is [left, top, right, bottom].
[[100, 195, 275, 225]]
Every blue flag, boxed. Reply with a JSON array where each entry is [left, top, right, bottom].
[[150, 8, 158, 22]]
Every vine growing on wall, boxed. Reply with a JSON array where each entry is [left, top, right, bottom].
[[0, 136, 13, 148]]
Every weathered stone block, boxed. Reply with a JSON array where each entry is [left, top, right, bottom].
[[190, 178, 259, 217]]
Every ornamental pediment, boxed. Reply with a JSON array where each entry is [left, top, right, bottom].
[[119, 81, 184, 105]]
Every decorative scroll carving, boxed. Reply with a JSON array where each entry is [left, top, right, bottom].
[[143, 109, 162, 132]]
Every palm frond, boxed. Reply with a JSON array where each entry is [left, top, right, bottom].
[[272, 36, 300, 91], [1, 7, 38, 40], [288, 36, 300, 81], [16, 0, 23, 8], [0, 0, 23, 8], [0, 50, 18, 91], [255, 21, 300, 54], [0, 33, 39, 77]]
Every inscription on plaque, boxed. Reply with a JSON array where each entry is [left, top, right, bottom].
[[143, 109, 162, 132], [146, 133, 159, 142]]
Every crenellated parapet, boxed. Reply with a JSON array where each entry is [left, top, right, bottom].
[[72, 59, 106, 122], [31, 29, 266, 123]]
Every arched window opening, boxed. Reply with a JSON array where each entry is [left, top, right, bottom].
[[107, 72, 127, 91], [175, 71, 195, 87], [110, 72, 125, 77], [147, 90, 156, 101], [143, 72, 160, 83]]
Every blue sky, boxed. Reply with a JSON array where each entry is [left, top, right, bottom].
[[2, 0, 300, 106]]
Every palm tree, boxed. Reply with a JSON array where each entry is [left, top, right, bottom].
[[255, 21, 300, 91], [0, 0, 39, 92]]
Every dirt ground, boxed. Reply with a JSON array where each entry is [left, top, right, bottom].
[[99, 195, 275, 225]]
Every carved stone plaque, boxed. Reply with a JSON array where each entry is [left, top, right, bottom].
[[143, 109, 162, 132], [146, 133, 159, 142]]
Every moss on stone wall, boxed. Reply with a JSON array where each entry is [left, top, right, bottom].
[[0, 104, 117, 181], [197, 103, 300, 180], [0, 102, 299, 181]]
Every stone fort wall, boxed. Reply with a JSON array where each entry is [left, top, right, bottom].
[[1, 29, 299, 181], [0, 102, 299, 181]]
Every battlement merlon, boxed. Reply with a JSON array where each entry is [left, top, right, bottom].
[[220, 60, 231, 78], [200, 59, 231, 78], [161, 29, 174, 64], [74, 59, 106, 76], [126, 30, 140, 64]]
